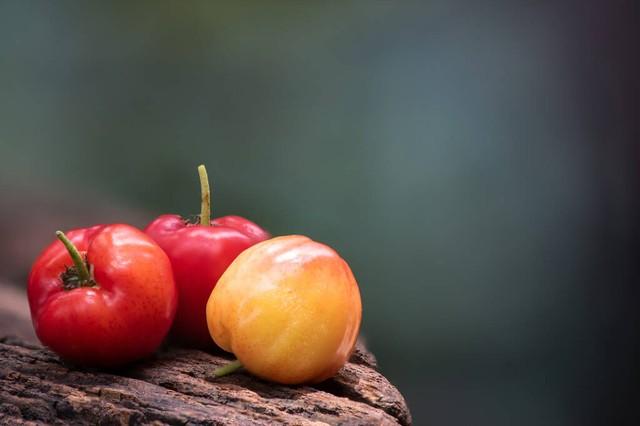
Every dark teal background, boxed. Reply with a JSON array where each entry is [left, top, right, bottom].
[[0, 2, 637, 425]]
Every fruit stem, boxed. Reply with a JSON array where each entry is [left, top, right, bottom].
[[198, 164, 211, 226], [56, 231, 90, 282], [212, 359, 243, 378]]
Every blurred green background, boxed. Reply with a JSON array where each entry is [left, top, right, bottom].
[[0, 2, 637, 425]]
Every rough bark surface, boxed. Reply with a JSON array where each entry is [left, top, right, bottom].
[[0, 283, 411, 425]]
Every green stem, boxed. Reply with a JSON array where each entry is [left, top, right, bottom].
[[56, 231, 90, 282], [212, 359, 243, 378], [198, 164, 211, 226]]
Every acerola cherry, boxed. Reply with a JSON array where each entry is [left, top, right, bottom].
[[145, 165, 269, 348], [206, 235, 362, 384], [28, 224, 177, 367]]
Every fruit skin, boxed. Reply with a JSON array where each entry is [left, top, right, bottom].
[[206, 235, 362, 384], [27, 224, 177, 367], [145, 214, 269, 348]]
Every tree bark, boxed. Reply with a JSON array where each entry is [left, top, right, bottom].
[[0, 282, 411, 425]]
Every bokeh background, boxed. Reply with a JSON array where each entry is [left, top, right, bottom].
[[0, 2, 637, 425]]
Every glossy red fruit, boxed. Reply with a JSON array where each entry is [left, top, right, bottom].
[[28, 224, 177, 367], [145, 165, 269, 348]]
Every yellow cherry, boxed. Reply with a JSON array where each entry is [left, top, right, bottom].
[[206, 235, 362, 384]]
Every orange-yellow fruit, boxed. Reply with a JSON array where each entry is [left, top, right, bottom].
[[206, 235, 362, 384]]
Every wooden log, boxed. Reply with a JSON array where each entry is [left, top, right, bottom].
[[0, 282, 411, 425]]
